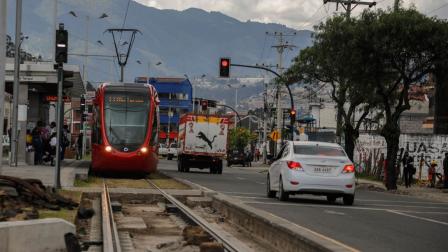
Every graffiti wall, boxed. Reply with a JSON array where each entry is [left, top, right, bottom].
[[354, 134, 448, 179]]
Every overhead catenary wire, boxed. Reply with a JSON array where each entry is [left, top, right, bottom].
[[426, 2, 448, 15]]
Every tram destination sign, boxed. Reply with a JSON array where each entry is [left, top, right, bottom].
[[107, 94, 146, 104]]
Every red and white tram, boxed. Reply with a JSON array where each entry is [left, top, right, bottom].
[[91, 83, 159, 174]]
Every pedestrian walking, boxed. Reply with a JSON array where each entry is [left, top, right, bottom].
[[443, 153, 448, 189]]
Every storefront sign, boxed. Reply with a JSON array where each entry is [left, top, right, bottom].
[[45, 95, 71, 102]]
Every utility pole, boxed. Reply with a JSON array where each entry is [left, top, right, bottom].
[[11, 0, 22, 166], [268, 31, 296, 155], [323, 0, 376, 145], [0, 0, 7, 171], [263, 79, 268, 164], [394, 0, 400, 11]]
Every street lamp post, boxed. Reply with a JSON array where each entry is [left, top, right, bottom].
[[69, 11, 108, 158], [136, 60, 161, 77], [10, 0, 23, 166], [227, 84, 246, 127], [69, 11, 108, 87]]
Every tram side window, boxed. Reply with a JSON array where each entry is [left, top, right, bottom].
[[150, 106, 158, 146]]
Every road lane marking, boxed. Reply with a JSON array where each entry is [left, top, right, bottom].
[[236, 177, 245, 180], [324, 210, 346, 216], [256, 182, 266, 185], [361, 203, 448, 210], [387, 210, 448, 226], [357, 199, 448, 205], [244, 201, 448, 215]]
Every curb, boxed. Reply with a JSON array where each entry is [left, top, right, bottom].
[[161, 171, 358, 252]]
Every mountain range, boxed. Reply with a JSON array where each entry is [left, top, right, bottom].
[[5, 0, 313, 106]]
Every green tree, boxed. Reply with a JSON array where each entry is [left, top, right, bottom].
[[283, 15, 375, 161], [228, 127, 257, 151], [354, 9, 445, 190]]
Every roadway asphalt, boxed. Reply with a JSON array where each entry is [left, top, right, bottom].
[[158, 159, 448, 252]]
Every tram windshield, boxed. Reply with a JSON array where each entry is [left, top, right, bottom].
[[104, 86, 150, 151]]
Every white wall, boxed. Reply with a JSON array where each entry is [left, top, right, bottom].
[[354, 134, 448, 179]]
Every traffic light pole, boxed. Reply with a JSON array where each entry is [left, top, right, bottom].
[[54, 63, 64, 189], [229, 63, 295, 140]]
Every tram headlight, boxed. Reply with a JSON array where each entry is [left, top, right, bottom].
[[105, 146, 112, 152], [141, 147, 148, 153]]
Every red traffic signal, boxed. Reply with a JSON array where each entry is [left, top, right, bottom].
[[219, 58, 230, 77]]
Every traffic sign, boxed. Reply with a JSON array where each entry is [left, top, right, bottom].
[[270, 130, 280, 141]]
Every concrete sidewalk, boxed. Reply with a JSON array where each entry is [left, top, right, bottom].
[[0, 159, 90, 188], [357, 178, 448, 203]]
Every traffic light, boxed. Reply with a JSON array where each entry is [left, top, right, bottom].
[[290, 109, 296, 124], [219, 58, 230, 77], [201, 100, 208, 111], [55, 24, 68, 64]]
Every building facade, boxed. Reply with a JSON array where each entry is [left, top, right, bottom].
[[135, 77, 192, 143]]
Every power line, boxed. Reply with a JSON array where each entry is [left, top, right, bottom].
[[118, 0, 132, 45], [427, 2, 448, 15]]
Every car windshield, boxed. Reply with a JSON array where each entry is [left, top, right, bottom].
[[293, 145, 346, 157], [170, 143, 178, 148], [159, 143, 166, 148]]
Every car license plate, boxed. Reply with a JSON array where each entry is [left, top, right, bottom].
[[314, 167, 332, 173]]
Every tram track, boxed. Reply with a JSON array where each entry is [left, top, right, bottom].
[[101, 180, 122, 252], [91, 177, 254, 252], [145, 179, 252, 252]]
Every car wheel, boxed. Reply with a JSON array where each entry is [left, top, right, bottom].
[[210, 165, 216, 174], [266, 174, 276, 198], [227, 161, 232, 167], [343, 195, 354, 206], [278, 176, 289, 201], [167, 154, 172, 160], [326, 195, 337, 203]]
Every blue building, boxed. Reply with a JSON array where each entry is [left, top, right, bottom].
[[135, 77, 192, 142]]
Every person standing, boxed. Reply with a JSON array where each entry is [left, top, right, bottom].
[[31, 125, 43, 165], [443, 153, 448, 189], [61, 125, 70, 160], [429, 160, 438, 188], [76, 133, 83, 160], [402, 152, 413, 188]]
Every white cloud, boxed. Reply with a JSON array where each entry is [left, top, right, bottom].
[[134, 0, 448, 30]]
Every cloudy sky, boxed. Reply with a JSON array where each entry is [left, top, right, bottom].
[[134, 0, 448, 29]]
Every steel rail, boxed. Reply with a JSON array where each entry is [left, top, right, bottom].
[[146, 179, 246, 252], [102, 181, 122, 252]]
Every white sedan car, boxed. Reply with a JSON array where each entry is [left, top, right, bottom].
[[267, 141, 356, 205]]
